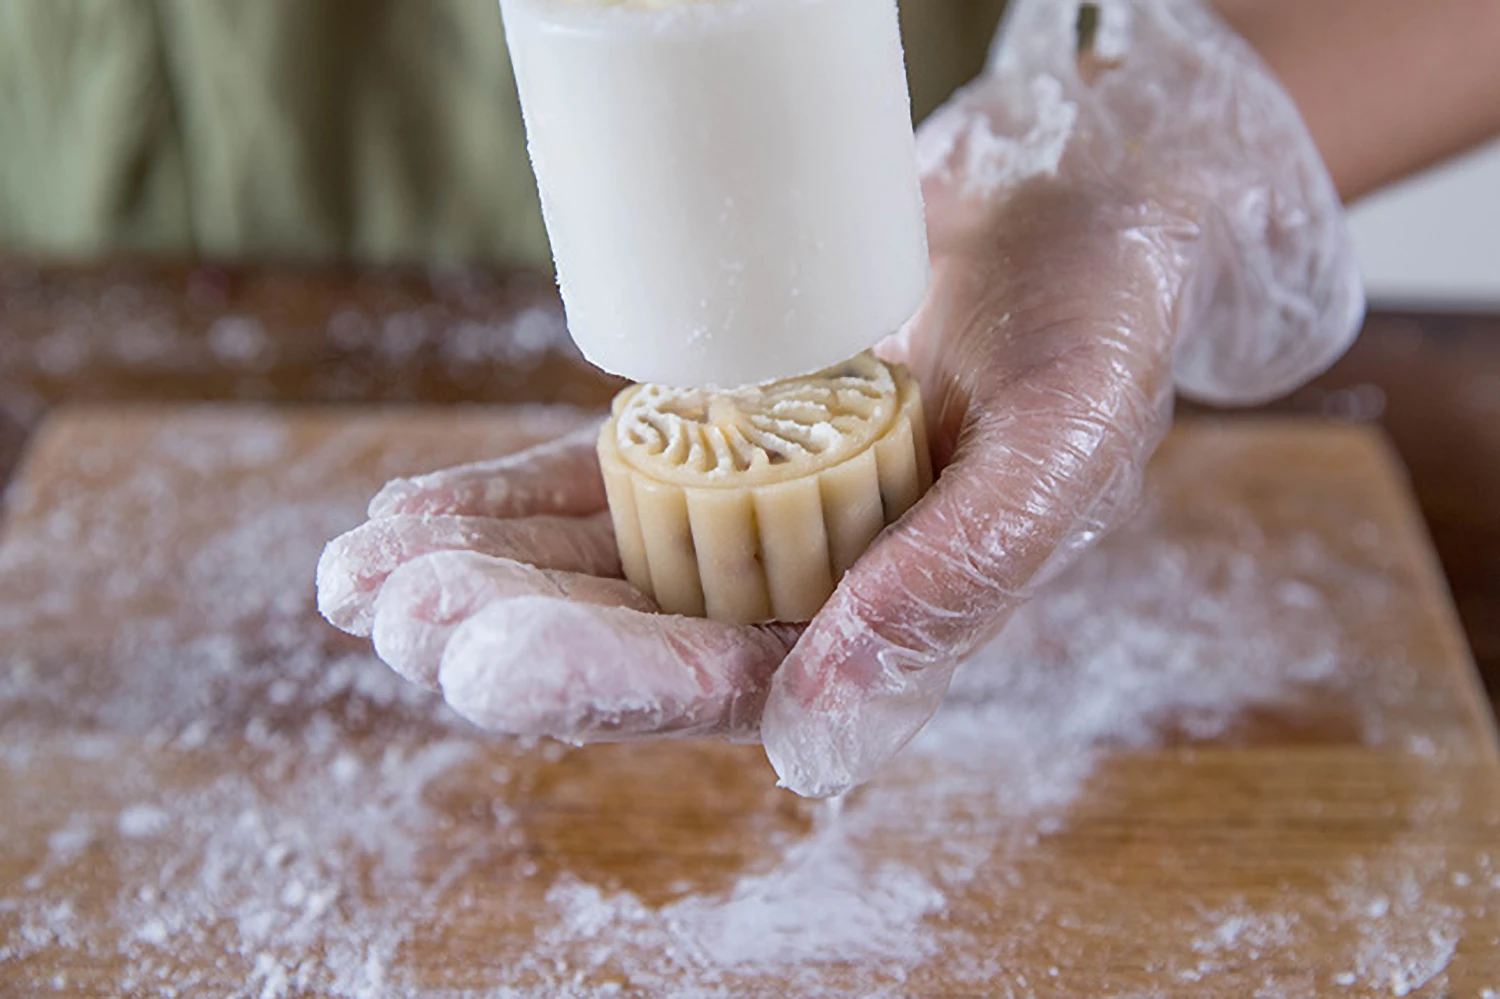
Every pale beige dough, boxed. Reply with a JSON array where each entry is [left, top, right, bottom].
[[597, 352, 932, 623]]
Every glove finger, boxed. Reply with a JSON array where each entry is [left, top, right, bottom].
[[764, 255, 1176, 798], [371, 550, 655, 690], [367, 423, 606, 520], [316, 512, 619, 636], [762, 426, 1145, 797], [439, 597, 800, 744]]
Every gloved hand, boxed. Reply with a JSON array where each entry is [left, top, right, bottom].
[[317, 425, 805, 741], [317, 0, 1363, 797]]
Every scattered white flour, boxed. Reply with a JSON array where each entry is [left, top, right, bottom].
[[0, 406, 1493, 996], [117, 805, 170, 839], [916, 75, 1078, 197]]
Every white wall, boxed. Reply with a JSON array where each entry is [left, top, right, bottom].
[[1348, 138, 1500, 309]]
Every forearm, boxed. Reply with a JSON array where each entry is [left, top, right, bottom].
[[1214, 0, 1500, 201]]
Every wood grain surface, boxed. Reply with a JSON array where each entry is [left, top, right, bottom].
[[1261, 311, 1500, 718], [3, 264, 1496, 716], [1, 407, 1497, 997]]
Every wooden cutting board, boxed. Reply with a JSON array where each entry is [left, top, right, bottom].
[[1, 406, 1497, 999]]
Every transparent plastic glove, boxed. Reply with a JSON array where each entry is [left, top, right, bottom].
[[317, 426, 802, 742], [316, 0, 1362, 794], [762, 0, 1363, 795]]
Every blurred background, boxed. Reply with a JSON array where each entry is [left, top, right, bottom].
[[1352, 138, 1500, 309]]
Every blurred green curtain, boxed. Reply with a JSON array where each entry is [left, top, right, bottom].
[[0, 0, 1007, 265]]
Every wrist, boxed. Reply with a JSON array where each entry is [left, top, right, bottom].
[[1213, 0, 1500, 201]]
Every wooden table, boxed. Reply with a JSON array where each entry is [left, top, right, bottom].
[[3, 264, 1500, 995], [3, 263, 1498, 711], [1258, 312, 1500, 718], [1, 404, 1497, 996]]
